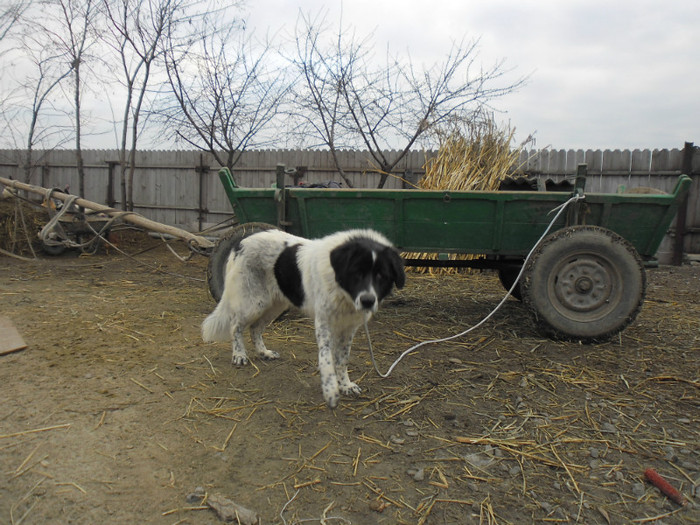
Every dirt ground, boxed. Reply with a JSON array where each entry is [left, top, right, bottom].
[[1, 231, 699, 525]]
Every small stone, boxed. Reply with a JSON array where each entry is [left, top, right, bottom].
[[615, 471, 625, 481], [368, 499, 386, 512], [464, 452, 492, 468], [508, 465, 520, 476], [663, 446, 678, 462], [412, 468, 425, 481], [405, 430, 419, 437], [632, 482, 645, 497], [590, 459, 602, 469], [678, 417, 691, 424], [186, 492, 202, 504], [600, 422, 617, 433], [390, 435, 405, 445], [553, 482, 561, 490], [679, 460, 698, 471], [554, 507, 567, 520], [589, 447, 600, 459], [186, 487, 206, 504]]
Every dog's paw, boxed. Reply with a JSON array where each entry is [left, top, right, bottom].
[[258, 349, 280, 360], [325, 392, 340, 409], [322, 380, 340, 409], [340, 382, 362, 396], [232, 355, 249, 366]]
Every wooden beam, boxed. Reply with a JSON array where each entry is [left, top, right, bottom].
[[0, 176, 214, 251]]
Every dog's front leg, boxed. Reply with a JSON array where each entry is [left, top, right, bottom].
[[316, 319, 339, 408], [334, 329, 361, 397], [230, 324, 249, 366]]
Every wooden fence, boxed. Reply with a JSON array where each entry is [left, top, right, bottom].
[[1, 145, 698, 263]]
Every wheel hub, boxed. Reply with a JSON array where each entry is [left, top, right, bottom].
[[554, 258, 614, 313]]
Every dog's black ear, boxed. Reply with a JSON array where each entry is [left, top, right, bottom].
[[385, 247, 406, 289]]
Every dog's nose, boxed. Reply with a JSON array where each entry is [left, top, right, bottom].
[[359, 293, 376, 310]]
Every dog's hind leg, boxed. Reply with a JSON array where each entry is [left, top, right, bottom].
[[334, 329, 362, 397], [249, 305, 286, 360]]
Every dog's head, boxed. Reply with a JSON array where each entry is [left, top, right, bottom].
[[330, 236, 405, 313]]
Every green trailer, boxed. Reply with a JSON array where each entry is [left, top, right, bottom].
[[208, 164, 692, 342]]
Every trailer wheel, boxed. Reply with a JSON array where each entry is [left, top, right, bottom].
[[41, 240, 66, 255], [206, 222, 277, 302], [497, 259, 524, 301], [521, 226, 646, 342]]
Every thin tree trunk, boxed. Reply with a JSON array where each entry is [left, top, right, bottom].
[[74, 62, 85, 197]]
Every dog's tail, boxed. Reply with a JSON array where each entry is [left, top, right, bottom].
[[202, 303, 231, 342]]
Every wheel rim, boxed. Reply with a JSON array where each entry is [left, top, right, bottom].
[[549, 254, 621, 321]]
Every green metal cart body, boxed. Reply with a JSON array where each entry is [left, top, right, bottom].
[[211, 164, 691, 342]]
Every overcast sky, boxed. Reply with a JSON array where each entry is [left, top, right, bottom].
[[245, 0, 699, 150]]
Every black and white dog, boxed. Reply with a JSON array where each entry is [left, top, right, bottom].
[[202, 229, 405, 408]]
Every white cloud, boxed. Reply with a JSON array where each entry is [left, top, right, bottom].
[[245, 0, 699, 149]]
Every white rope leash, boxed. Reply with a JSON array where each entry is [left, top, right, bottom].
[[365, 193, 584, 379]]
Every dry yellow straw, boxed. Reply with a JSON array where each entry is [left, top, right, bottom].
[[406, 118, 526, 272]]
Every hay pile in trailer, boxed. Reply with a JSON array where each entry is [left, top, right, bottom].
[[405, 119, 526, 272]]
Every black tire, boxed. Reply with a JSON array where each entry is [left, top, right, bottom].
[[497, 260, 524, 301], [78, 233, 104, 255], [521, 226, 646, 342], [206, 222, 276, 302], [41, 240, 66, 256]]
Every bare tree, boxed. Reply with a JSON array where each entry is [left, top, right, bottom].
[[0, 2, 74, 180], [35, 0, 99, 197], [101, 0, 181, 211], [291, 14, 525, 188], [289, 12, 360, 186], [16, 45, 75, 181], [161, 19, 290, 176], [0, 0, 31, 43]]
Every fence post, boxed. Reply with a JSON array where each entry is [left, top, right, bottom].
[[195, 154, 210, 232], [41, 162, 49, 189], [672, 141, 694, 265], [105, 161, 119, 207]]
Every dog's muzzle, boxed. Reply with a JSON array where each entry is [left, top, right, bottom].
[[356, 292, 378, 312]]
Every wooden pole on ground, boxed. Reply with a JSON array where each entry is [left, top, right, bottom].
[[0, 176, 214, 251]]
